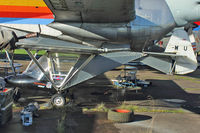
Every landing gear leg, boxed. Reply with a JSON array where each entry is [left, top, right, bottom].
[[13, 87, 21, 102]]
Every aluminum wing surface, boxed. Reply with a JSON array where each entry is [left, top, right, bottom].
[[16, 37, 102, 54], [43, 0, 135, 22]]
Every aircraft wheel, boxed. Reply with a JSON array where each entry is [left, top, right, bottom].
[[51, 94, 66, 107]]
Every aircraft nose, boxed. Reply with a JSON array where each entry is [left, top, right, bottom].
[[188, 1, 200, 21], [5, 74, 36, 87], [5, 75, 19, 85], [196, 1, 200, 4]]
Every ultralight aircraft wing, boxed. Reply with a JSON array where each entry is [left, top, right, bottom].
[[16, 37, 103, 54]]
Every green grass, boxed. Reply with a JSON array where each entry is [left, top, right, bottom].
[[1, 49, 46, 55], [82, 103, 185, 113], [82, 103, 109, 112], [117, 104, 185, 113], [1, 49, 79, 57], [12, 104, 23, 110], [174, 75, 200, 84], [183, 88, 200, 91], [144, 74, 200, 84]]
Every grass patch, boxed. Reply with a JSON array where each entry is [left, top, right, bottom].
[[141, 76, 170, 80], [183, 88, 200, 91], [1, 49, 79, 57], [117, 104, 185, 113], [174, 75, 200, 84], [1, 49, 46, 55], [83, 103, 109, 112], [82, 103, 185, 113], [39, 105, 50, 110], [12, 104, 23, 110]]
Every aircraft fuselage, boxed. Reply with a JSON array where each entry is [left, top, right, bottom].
[[49, 0, 176, 51], [1, 0, 200, 52]]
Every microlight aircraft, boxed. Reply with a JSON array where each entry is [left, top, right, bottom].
[[0, 0, 199, 106]]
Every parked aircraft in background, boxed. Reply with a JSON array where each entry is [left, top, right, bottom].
[[191, 22, 200, 54], [0, 0, 200, 106], [141, 22, 200, 74]]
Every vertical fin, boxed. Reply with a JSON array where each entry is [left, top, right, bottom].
[[165, 29, 197, 74]]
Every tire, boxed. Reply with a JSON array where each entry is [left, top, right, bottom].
[[108, 109, 134, 123], [51, 94, 66, 107]]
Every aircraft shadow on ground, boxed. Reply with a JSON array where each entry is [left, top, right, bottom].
[[147, 65, 200, 80], [0, 108, 100, 133], [2, 71, 200, 132], [19, 73, 200, 115], [185, 69, 200, 79], [141, 79, 200, 114], [70, 74, 200, 115], [1, 54, 199, 132]]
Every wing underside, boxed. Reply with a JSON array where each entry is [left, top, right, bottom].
[[16, 37, 101, 54], [44, 0, 135, 22], [16, 37, 131, 54]]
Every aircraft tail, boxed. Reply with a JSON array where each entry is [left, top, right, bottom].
[[142, 29, 198, 75], [165, 29, 198, 74]]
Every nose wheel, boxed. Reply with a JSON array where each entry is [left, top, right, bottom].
[[51, 94, 66, 107]]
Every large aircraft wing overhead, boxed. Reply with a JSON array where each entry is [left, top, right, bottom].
[[43, 0, 135, 22]]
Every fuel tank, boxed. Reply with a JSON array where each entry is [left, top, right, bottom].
[[5, 74, 48, 89]]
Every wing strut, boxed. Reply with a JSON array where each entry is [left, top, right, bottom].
[[58, 54, 96, 91], [25, 49, 57, 89]]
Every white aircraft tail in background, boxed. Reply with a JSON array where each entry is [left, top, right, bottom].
[[165, 29, 198, 74], [142, 29, 198, 75]]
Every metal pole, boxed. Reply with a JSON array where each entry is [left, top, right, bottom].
[[55, 53, 61, 74], [24, 50, 39, 73], [5, 50, 16, 75], [58, 54, 95, 90], [25, 49, 57, 89]]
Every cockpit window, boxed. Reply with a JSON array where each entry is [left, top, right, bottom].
[[23, 55, 48, 80]]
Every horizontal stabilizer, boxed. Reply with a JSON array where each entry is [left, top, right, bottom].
[[143, 52, 184, 57], [142, 29, 198, 75], [141, 56, 172, 74]]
